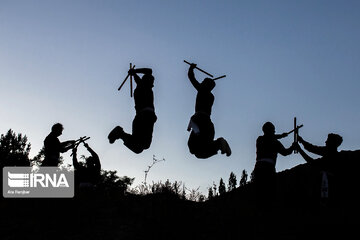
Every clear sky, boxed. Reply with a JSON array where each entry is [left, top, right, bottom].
[[1, 0, 360, 193]]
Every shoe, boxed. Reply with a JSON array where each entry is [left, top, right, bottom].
[[219, 137, 231, 156], [108, 126, 124, 144]]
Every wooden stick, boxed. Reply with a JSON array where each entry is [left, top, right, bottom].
[[118, 75, 129, 91], [213, 75, 226, 81], [286, 124, 303, 135], [294, 117, 298, 153], [70, 136, 91, 156], [118, 64, 136, 91], [130, 63, 133, 97], [184, 60, 214, 78], [74, 136, 90, 145]]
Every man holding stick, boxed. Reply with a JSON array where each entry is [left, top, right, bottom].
[[295, 133, 343, 163], [186, 62, 231, 159], [72, 142, 101, 189], [294, 132, 343, 204], [253, 122, 296, 209], [108, 66, 157, 154], [42, 123, 75, 167]]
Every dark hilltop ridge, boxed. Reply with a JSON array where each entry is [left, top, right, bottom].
[[1, 150, 360, 240]]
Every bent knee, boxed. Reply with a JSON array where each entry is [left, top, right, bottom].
[[195, 153, 208, 159], [132, 148, 144, 154]]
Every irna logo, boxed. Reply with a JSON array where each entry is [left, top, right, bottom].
[[3, 167, 74, 198], [8, 172, 69, 188]]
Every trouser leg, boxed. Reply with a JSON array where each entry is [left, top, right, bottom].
[[187, 117, 220, 159], [123, 112, 157, 154]]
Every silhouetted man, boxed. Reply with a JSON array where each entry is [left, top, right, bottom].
[[253, 122, 295, 207], [186, 63, 231, 159], [42, 123, 75, 167], [295, 134, 343, 202], [72, 142, 101, 188], [108, 67, 157, 154], [296, 133, 343, 163]]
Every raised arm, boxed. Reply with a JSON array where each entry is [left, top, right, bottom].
[[188, 63, 201, 90], [60, 140, 75, 153], [275, 132, 289, 139], [295, 143, 315, 163], [84, 143, 101, 171], [134, 68, 152, 75], [72, 148, 80, 170], [298, 136, 326, 156], [129, 68, 152, 84], [84, 143, 98, 159]]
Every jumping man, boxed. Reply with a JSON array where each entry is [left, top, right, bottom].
[[108, 67, 157, 154], [186, 63, 231, 159]]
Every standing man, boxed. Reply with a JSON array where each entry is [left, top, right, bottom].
[[296, 133, 343, 163], [295, 133, 343, 203], [253, 122, 295, 208], [186, 63, 231, 159], [72, 142, 101, 189], [42, 123, 75, 167], [108, 67, 157, 154]]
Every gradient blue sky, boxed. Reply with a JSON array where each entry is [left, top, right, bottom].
[[1, 0, 360, 193]]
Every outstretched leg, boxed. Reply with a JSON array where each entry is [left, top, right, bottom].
[[108, 124, 146, 154], [108, 126, 125, 144], [218, 137, 231, 156], [108, 111, 157, 154], [188, 133, 219, 158], [187, 114, 231, 158]]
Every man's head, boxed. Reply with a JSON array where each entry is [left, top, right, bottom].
[[51, 123, 63, 137], [326, 133, 343, 150], [201, 78, 216, 92], [262, 122, 275, 136], [142, 74, 154, 88], [86, 156, 95, 167]]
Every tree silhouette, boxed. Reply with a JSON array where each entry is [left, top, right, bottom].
[[31, 146, 64, 167], [250, 170, 255, 183], [228, 171, 237, 191], [0, 129, 31, 167], [207, 187, 214, 200], [198, 194, 205, 202], [239, 169, 248, 187], [187, 186, 202, 201], [212, 182, 218, 196], [219, 178, 226, 195], [97, 170, 134, 195], [31, 147, 44, 167]]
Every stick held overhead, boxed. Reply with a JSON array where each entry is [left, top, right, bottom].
[[118, 74, 129, 91], [213, 75, 226, 81], [293, 117, 303, 154], [286, 124, 303, 135], [118, 65, 135, 91], [130, 63, 133, 97], [184, 60, 214, 78], [70, 136, 91, 156]]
